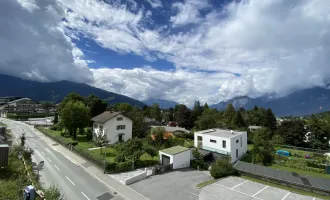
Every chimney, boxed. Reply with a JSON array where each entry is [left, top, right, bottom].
[[231, 130, 234, 134]]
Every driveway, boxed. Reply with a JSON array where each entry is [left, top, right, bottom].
[[129, 168, 212, 200]]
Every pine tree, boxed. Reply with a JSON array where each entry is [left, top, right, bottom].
[[232, 111, 246, 128], [224, 103, 236, 125], [265, 109, 277, 131]]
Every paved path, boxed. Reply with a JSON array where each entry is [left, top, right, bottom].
[[1, 118, 149, 200]]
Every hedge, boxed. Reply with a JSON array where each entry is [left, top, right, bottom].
[[280, 161, 325, 174]]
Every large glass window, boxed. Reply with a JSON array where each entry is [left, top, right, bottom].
[[222, 140, 226, 148]]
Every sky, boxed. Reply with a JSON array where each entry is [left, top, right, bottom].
[[1, 0, 330, 106]]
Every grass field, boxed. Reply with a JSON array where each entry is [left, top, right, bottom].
[[38, 127, 159, 164]]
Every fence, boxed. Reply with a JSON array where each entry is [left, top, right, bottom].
[[234, 161, 330, 196], [274, 144, 329, 154]]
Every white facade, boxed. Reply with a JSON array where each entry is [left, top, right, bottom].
[[93, 114, 133, 144], [159, 149, 191, 169], [194, 129, 247, 163]]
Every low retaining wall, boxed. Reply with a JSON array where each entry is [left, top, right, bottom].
[[124, 170, 147, 185]]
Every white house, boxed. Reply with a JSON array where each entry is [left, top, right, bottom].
[[91, 111, 133, 144], [194, 129, 247, 163], [159, 146, 191, 169]]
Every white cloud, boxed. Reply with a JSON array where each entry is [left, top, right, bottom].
[[0, 0, 92, 83], [4, 0, 330, 106], [145, 0, 163, 8], [170, 0, 210, 27], [91, 67, 234, 106]]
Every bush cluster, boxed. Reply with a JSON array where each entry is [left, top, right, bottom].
[[280, 160, 326, 174], [210, 158, 238, 179]]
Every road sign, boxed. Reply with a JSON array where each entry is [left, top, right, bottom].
[[37, 161, 44, 170]]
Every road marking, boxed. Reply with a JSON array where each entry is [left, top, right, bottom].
[[47, 157, 52, 162], [66, 176, 75, 186], [281, 192, 291, 200], [215, 183, 263, 200], [21, 121, 148, 200], [81, 192, 90, 200], [33, 142, 36, 146], [231, 180, 249, 189], [41, 152, 45, 156], [54, 165, 60, 171], [252, 186, 268, 197]]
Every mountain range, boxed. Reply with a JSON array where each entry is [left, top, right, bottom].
[[0, 74, 145, 107], [143, 98, 179, 109], [211, 87, 330, 116]]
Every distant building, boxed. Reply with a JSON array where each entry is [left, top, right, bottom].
[[248, 125, 262, 132], [151, 126, 190, 135], [91, 111, 133, 144], [194, 129, 247, 163], [0, 97, 41, 118]]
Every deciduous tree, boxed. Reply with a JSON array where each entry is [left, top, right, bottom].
[[60, 101, 90, 139], [150, 103, 162, 122], [84, 94, 107, 117]]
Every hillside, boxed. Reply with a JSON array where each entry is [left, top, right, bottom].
[[0, 74, 145, 107], [143, 98, 178, 109], [211, 87, 330, 117]]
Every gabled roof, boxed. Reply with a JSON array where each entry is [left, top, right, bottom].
[[91, 111, 131, 123]]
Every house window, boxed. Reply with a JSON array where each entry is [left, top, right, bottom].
[[117, 125, 125, 130], [99, 125, 103, 132], [94, 124, 98, 128], [236, 139, 239, 143], [240, 137, 242, 147], [222, 140, 226, 148], [236, 149, 238, 158], [117, 117, 123, 121], [210, 139, 216, 143]]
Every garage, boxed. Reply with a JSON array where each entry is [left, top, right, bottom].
[[159, 146, 191, 170]]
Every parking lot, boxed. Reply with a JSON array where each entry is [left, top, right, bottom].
[[200, 176, 322, 200], [129, 168, 211, 200]]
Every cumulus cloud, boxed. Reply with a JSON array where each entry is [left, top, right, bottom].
[[0, 0, 92, 82], [170, 0, 210, 27], [91, 67, 234, 105], [4, 0, 330, 105], [145, 0, 163, 8]]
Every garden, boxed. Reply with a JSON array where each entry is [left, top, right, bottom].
[[243, 144, 330, 179]]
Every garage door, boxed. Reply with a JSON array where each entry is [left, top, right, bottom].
[[162, 155, 171, 165]]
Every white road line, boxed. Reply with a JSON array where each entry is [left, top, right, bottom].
[[33, 142, 36, 146], [231, 180, 249, 189], [281, 192, 291, 200], [66, 176, 75, 186], [41, 152, 45, 156], [252, 186, 268, 197], [215, 183, 264, 200], [81, 192, 90, 200], [54, 165, 60, 171], [47, 157, 52, 162], [22, 122, 148, 200]]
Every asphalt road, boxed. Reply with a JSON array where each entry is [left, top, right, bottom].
[[1, 118, 124, 200]]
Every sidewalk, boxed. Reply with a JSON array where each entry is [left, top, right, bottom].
[[30, 125, 149, 200]]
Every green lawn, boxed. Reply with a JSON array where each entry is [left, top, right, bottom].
[[196, 179, 217, 188], [38, 127, 159, 164], [270, 164, 330, 179], [184, 139, 194, 148], [242, 176, 330, 200]]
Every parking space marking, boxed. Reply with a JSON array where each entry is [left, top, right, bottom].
[[252, 186, 268, 197], [281, 192, 291, 200], [54, 165, 60, 171], [47, 157, 52, 162], [215, 183, 263, 200], [41, 152, 45, 156], [231, 180, 249, 189]]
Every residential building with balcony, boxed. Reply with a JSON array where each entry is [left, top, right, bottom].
[[91, 111, 133, 144], [194, 129, 247, 163]]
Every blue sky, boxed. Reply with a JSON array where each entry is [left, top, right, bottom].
[[1, 0, 330, 106]]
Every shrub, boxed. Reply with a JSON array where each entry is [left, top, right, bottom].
[[115, 153, 126, 163], [210, 159, 238, 179], [306, 160, 325, 169], [60, 132, 65, 137], [116, 161, 133, 172], [176, 138, 185, 146], [86, 128, 93, 141], [136, 159, 159, 168], [260, 149, 273, 166]]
